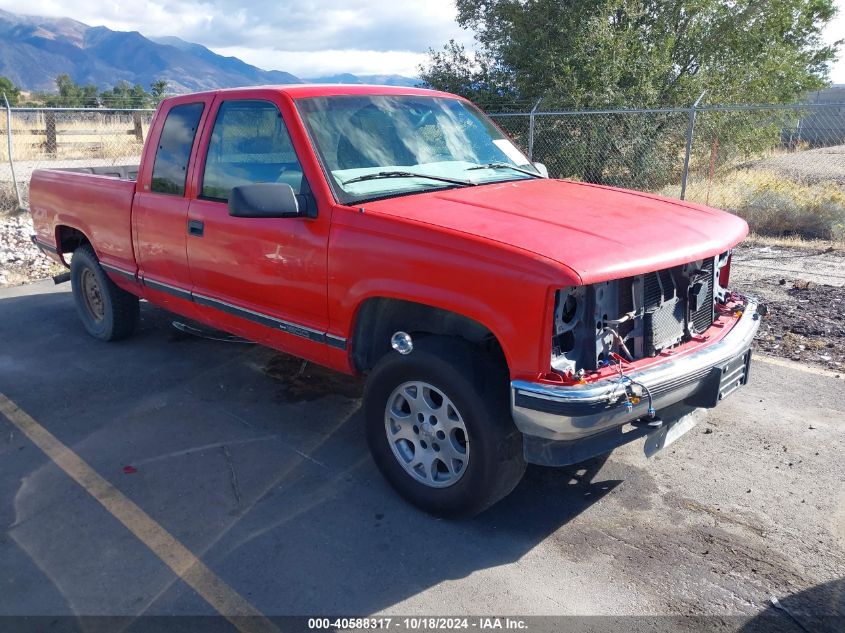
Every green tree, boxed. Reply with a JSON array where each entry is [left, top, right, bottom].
[[150, 80, 168, 104], [420, 1, 841, 188], [99, 81, 155, 108], [0, 76, 21, 105], [45, 74, 99, 107], [423, 0, 840, 108]]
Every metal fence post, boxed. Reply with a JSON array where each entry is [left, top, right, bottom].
[[679, 91, 706, 200], [44, 110, 57, 154], [527, 98, 542, 161], [2, 92, 23, 211]]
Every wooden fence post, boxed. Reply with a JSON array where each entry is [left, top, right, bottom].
[[133, 112, 144, 142], [44, 110, 57, 154]]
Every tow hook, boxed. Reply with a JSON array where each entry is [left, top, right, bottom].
[[632, 416, 664, 429]]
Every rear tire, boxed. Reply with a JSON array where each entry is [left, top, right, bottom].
[[364, 336, 525, 517], [70, 245, 139, 341]]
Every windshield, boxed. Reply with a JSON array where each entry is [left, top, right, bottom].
[[295, 95, 539, 203]]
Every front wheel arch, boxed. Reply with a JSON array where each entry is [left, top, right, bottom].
[[348, 297, 510, 376]]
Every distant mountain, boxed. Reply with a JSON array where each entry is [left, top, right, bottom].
[[0, 9, 301, 93], [307, 73, 421, 87]]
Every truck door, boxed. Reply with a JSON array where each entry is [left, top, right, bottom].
[[186, 97, 331, 361], [133, 97, 211, 315]]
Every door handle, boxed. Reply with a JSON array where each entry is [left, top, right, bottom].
[[188, 219, 204, 237]]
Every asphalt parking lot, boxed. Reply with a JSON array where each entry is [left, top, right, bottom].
[[1, 280, 843, 631]]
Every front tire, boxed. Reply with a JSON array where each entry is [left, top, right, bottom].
[[364, 336, 525, 517], [70, 245, 139, 341]]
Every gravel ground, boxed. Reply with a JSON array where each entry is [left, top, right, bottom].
[[0, 212, 63, 287], [732, 241, 845, 373]]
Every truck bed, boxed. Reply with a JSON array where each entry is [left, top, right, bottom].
[[29, 167, 139, 274], [57, 164, 140, 181]]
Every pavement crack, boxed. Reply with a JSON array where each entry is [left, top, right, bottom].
[[221, 408, 254, 429], [680, 499, 768, 537], [131, 435, 276, 467], [595, 527, 647, 554], [222, 445, 242, 508]]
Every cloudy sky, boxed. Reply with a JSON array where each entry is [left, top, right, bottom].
[[0, 0, 843, 81], [0, 0, 472, 77]]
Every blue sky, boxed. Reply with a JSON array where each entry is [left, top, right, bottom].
[[0, 0, 843, 82]]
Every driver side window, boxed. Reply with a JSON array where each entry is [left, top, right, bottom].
[[201, 100, 304, 201]]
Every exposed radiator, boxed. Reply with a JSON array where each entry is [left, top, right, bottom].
[[689, 258, 715, 333], [644, 296, 685, 354], [641, 257, 716, 355]]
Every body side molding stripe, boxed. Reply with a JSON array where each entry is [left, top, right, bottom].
[[87, 256, 348, 350], [143, 277, 193, 300], [325, 334, 348, 350], [137, 284, 347, 350], [100, 262, 139, 283]]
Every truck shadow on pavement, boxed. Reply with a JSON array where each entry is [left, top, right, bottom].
[[739, 577, 844, 633], [1, 289, 624, 617]]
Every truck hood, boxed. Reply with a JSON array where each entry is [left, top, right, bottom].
[[364, 178, 748, 284]]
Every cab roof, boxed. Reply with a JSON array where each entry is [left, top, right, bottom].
[[181, 84, 459, 101]]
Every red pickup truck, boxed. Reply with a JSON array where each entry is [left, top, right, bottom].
[[29, 85, 762, 516]]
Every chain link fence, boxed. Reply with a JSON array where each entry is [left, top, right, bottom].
[[491, 102, 845, 240], [2, 102, 845, 239], [1, 107, 154, 210]]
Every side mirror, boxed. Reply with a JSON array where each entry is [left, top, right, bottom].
[[228, 183, 301, 218], [533, 162, 549, 178]]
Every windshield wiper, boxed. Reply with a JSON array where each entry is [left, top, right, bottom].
[[465, 162, 542, 178], [341, 171, 475, 187]]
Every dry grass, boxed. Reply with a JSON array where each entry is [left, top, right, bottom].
[[661, 168, 845, 240], [743, 232, 845, 250], [0, 182, 18, 211], [0, 114, 149, 161]]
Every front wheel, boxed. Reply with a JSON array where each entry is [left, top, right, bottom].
[[364, 336, 525, 517]]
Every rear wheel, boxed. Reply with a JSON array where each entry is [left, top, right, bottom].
[[70, 245, 139, 341], [364, 336, 525, 517]]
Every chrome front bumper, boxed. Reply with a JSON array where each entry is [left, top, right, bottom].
[[511, 300, 762, 442]]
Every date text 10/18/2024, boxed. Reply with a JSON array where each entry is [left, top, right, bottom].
[[308, 617, 528, 631]]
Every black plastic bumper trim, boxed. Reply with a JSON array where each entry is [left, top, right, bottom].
[[31, 235, 58, 255]]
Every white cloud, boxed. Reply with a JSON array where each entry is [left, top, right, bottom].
[[213, 46, 426, 77], [0, 0, 472, 76]]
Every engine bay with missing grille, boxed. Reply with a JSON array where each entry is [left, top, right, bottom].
[[551, 251, 731, 374]]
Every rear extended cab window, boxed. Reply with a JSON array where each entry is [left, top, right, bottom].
[[201, 99, 305, 201], [151, 102, 205, 195]]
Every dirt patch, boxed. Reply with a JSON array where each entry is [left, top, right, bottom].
[[731, 242, 845, 372], [752, 282, 845, 368], [264, 353, 363, 402]]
